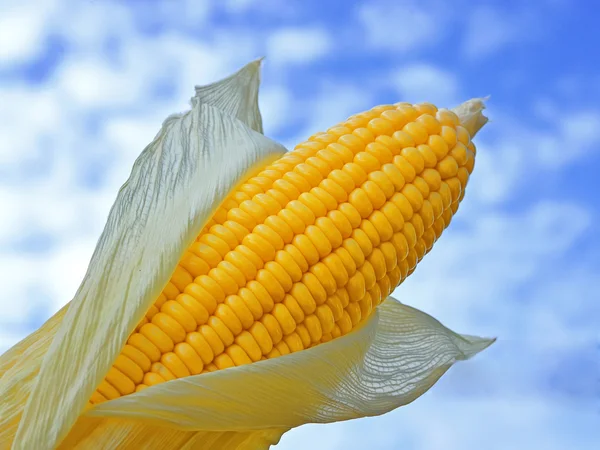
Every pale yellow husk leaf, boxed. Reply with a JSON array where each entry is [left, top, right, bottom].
[[55, 297, 492, 449], [1, 60, 286, 450]]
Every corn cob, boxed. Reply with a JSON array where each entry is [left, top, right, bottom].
[[88, 101, 477, 405]]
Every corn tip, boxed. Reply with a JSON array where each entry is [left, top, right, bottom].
[[451, 97, 489, 138]]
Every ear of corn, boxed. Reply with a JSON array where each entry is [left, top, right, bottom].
[[89, 100, 483, 405]]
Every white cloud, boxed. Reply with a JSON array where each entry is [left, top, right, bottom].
[[278, 395, 598, 450], [0, 1, 54, 66], [358, 1, 449, 53], [259, 85, 294, 135], [279, 80, 374, 150], [266, 27, 332, 64], [392, 63, 460, 106], [462, 7, 518, 59]]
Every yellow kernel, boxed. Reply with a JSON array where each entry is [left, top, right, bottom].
[[402, 222, 417, 248], [437, 155, 459, 179], [256, 269, 286, 303], [317, 148, 345, 170], [186, 331, 216, 364], [323, 252, 349, 287], [302, 272, 327, 305], [416, 114, 441, 135], [422, 168, 442, 191], [316, 304, 335, 334], [438, 182, 453, 209], [162, 281, 180, 300], [440, 125, 457, 148], [401, 147, 425, 173], [185, 282, 218, 314], [436, 109, 460, 126], [284, 332, 304, 353], [275, 341, 291, 356], [414, 102, 438, 116], [151, 362, 176, 381], [353, 127, 375, 144], [413, 176, 430, 198], [375, 135, 403, 155], [337, 133, 365, 152], [429, 192, 444, 219], [272, 303, 297, 335], [143, 372, 166, 387], [362, 180, 387, 210], [391, 130, 416, 149], [310, 262, 338, 295], [233, 332, 263, 362], [327, 125, 352, 137], [365, 142, 394, 164], [391, 232, 409, 261], [360, 219, 381, 248], [199, 234, 231, 258], [368, 171, 395, 199], [214, 353, 236, 370], [450, 142, 468, 166], [261, 313, 283, 344], [208, 316, 235, 347], [381, 163, 406, 191], [290, 282, 317, 315], [457, 167, 469, 187], [360, 262, 377, 290], [305, 225, 333, 259], [325, 294, 344, 322], [225, 251, 257, 282], [127, 333, 161, 363], [225, 295, 255, 329], [417, 144, 438, 168], [370, 209, 395, 243], [354, 151, 380, 172], [105, 366, 135, 395], [243, 234, 276, 263], [380, 202, 404, 232], [349, 188, 374, 219], [283, 244, 309, 273], [396, 105, 419, 122], [97, 380, 121, 400], [144, 318, 179, 350], [295, 324, 312, 348], [161, 352, 191, 378], [320, 178, 348, 203], [337, 311, 353, 335], [327, 209, 353, 239], [346, 302, 362, 326], [179, 253, 210, 278], [346, 271, 366, 303], [455, 125, 471, 145], [381, 109, 409, 129], [401, 184, 424, 211], [392, 155, 416, 183], [207, 267, 238, 297], [283, 294, 306, 323], [403, 122, 429, 145], [420, 200, 435, 229], [161, 300, 196, 333], [342, 162, 368, 186], [315, 216, 343, 249]]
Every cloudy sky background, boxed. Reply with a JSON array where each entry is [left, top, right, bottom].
[[1, 0, 598, 448]]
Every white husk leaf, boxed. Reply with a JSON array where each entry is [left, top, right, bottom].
[[6, 60, 286, 450], [79, 298, 493, 433]]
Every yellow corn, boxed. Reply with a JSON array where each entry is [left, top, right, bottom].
[[88, 101, 478, 405]]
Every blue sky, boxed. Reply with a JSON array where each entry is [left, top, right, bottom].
[[1, 0, 598, 448]]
